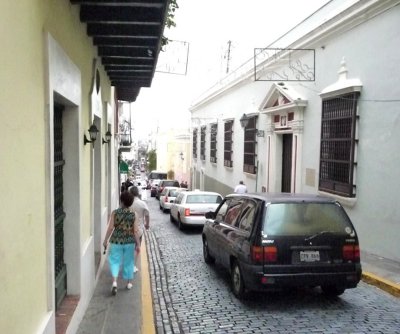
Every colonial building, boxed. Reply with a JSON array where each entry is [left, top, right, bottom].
[[0, 1, 169, 333], [190, 0, 400, 263], [155, 128, 191, 184]]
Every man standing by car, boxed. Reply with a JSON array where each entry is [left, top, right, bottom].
[[234, 181, 247, 194], [129, 186, 150, 272]]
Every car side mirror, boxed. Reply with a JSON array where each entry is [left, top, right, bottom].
[[170, 200, 174, 203]]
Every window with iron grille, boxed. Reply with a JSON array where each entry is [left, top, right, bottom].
[[200, 126, 206, 161], [319, 92, 359, 197], [210, 123, 217, 163], [243, 116, 257, 174], [192, 128, 198, 159], [224, 120, 233, 167]]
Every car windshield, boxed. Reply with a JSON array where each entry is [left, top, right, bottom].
[[263, 202, 354, 236], [186, 194, 222, 204]]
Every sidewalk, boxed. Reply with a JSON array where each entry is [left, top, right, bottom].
[[361, 251, 400, 298], [76, 246, 400, 334], [76, 240, 154, 334]]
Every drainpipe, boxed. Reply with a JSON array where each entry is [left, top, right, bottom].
[[255, 160, 259, 192]]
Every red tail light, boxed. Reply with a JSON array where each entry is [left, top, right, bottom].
[[354, 245, 360, 260], [251, 246, 263, 263], [264, 246, 278, 262], [184, 208, 190, 216], [251, 246, 277, 264], [164, 196, 168, 203], [343, 244, 360, 261]]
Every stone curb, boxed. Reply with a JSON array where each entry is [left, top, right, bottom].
[[362, 271, 400, 298]]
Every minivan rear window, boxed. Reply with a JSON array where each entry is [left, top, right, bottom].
[[263, 203, 354, 236]]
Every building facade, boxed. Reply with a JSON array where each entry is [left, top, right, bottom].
[[190, 0, 400, 262], [155, 128, 191, 185], [0, 1, 168, 333]]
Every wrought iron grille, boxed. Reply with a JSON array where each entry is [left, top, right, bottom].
[[192, 128, 198, 159], [200, 126, 206, 161], [319, 93, 359, 197], [53, 105, 67, 309], [224, 120, 233, 167], [210, 123, 217, 163], [243, 116, 257, 174]]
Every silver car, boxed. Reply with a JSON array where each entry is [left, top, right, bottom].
[[159, 187, 186, 213], [169, 190, 223, 230]]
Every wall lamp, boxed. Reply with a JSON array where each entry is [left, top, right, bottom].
[[102, 130, 112, 144], [239, 113, 264, 137], [239, 113, 250, 128], [83, 124, 99, 146]]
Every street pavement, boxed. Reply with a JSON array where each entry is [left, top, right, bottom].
[[77, 191, 400, 333]]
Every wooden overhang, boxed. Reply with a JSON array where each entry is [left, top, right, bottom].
[[70, 0, 170, 102]]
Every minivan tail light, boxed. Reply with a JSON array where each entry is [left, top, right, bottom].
[[251, 246, 277, 264], [184, 208, 190, 216], [354, 245, 360, 260], [264, 246, 277, 262], [251, 246, 263, 263], [164, 196, 168, 203], [342, 245, 360, 261]]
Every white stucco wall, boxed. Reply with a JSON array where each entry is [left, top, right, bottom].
[[190, 0, 400, 261]]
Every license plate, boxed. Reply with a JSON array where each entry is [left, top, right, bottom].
[[300, 250, 320, 262]]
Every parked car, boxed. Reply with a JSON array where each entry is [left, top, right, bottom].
[[159, 187, 187, 213], [169, 190, 223, 230], [156, 180, 180, 199], [202, 193, 362, 299], [150, 179, 162, 197]]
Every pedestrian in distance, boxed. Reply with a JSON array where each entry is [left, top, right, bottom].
[[103, 191, 141, 295], [234, 180, 248, 194], [129, 186, 150, 273]]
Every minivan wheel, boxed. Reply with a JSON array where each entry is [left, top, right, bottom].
[[321, 285, 345, 296], [203, 238, 215, 264], [231, 260, 246, 299]]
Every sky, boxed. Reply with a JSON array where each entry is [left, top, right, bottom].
[[132, 0, 331, 138]]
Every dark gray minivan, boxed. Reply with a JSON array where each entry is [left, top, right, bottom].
[[202, 193, 361, 299]]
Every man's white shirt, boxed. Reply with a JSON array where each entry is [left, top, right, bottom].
[[130, 197, 149, 237], [234, 184, 247, 194]]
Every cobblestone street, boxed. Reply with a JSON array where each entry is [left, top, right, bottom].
[[144, 193, 400, 334]]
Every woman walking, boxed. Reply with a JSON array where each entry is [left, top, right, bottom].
[[103, 191, 141, 295]]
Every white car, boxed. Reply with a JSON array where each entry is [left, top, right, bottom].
[[159, 187, 186, 213], [169, 190, 223, 230]]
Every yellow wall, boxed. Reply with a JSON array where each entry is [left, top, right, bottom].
[[0, 1, 111, 332]]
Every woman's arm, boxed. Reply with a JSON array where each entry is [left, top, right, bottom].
[[132, 214, 141, 253], [103, 212, 115, 248]]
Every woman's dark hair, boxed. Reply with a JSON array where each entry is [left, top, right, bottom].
[[120, 191, 134, 207]]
